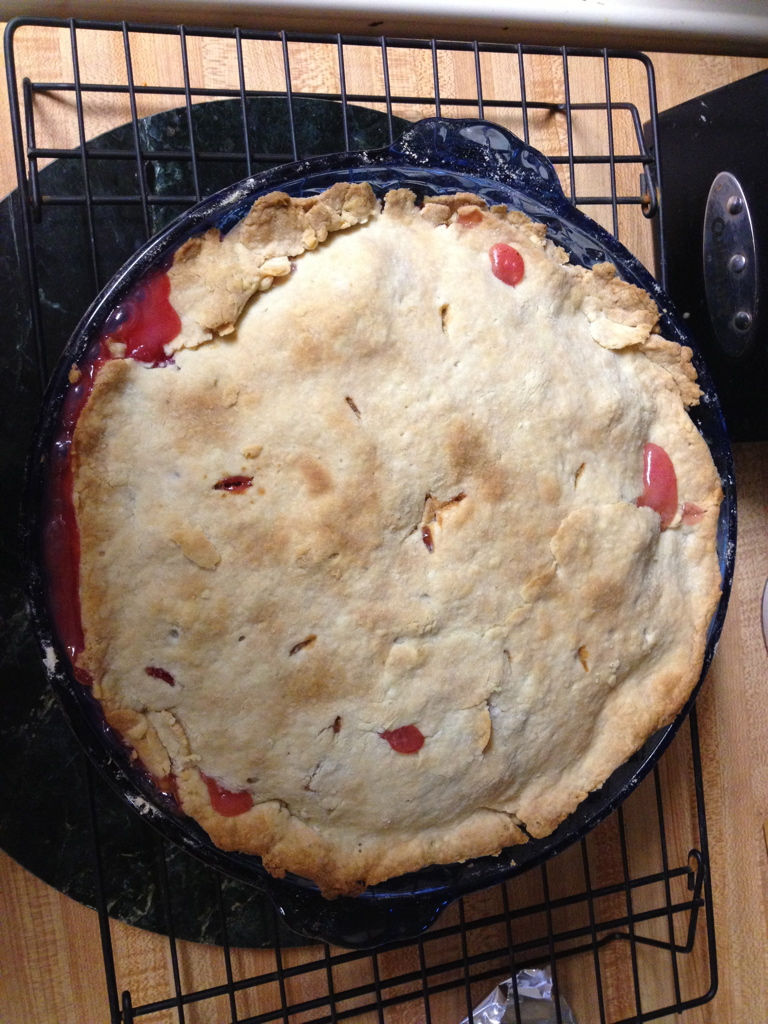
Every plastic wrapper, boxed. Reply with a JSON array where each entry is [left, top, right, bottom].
[[460, 967, 577, 1024]]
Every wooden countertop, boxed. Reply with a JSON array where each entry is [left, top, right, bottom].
[[1, 23, 766, 1024]]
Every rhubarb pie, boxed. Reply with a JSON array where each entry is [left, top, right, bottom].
[[61, 182, 722, 896]]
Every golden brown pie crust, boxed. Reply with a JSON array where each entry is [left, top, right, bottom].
[[70, 183, 722, 896]]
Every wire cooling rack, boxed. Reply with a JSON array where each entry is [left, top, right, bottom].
[[3, 19, 717, 1024]]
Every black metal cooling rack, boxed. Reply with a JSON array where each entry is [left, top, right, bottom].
[[3, 18, 717, 1024]]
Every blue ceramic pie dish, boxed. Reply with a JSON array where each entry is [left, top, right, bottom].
[[25, 118, 736, 948]]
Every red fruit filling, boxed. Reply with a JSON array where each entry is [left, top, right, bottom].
[[104, 271, 181, 364], [202, 773, 254, 817], [213, 475, 253, 492], [73, 666, 93, 687], [145, 666, 175, 686], [489, 243, 525, 286], [44, 355, 109, 667], [636, 442, 678, 531], [46, 271, 181, 672], [379, 724, 425, 754]]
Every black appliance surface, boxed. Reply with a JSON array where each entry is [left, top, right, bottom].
[[650, 68, 768, 441]]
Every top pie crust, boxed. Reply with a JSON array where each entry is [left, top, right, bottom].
[[70, 182, 722, 896]]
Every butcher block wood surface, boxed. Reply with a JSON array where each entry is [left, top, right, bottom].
[[1, 23, 767, 1023]]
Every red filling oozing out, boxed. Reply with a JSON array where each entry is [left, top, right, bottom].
[[636, 442, 678, 531], [104, 271, 182, 365], [489, 243, 525, 287], [44, 270, 181, 672], [213, 475, 253, 492], [202, 773, 255, 817], [43, 356, 108, 668], [379, 724, 425, 755], [457, 208, 483, 227]]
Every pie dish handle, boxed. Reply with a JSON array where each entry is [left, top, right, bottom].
[[266, 878, 453, 949], [387, 116, 568, 206]]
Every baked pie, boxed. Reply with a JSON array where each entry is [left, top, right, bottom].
[[59, 182, 722, 896]]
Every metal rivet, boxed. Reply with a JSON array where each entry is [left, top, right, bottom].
[[727, 195, 743, 215], [729, 253, 747, 274], [733, 310, 752, 331]]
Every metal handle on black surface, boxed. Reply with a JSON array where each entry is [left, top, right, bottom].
[[703, 170, 758, 360]]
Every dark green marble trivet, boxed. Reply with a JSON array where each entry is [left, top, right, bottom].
[[0, 96, 408, 947]]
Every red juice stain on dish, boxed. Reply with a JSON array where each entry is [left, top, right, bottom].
[[145, 666, 175, 686], [43, 477, 85, 668], [202, 773, 255, 816], [636, 442, 678, 530], [44, 271, 181, 671], [379, 724, 425, 754], [43, 356, 108, 668], [489, 243, 525, 286], [213, 475, 253, 493]]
